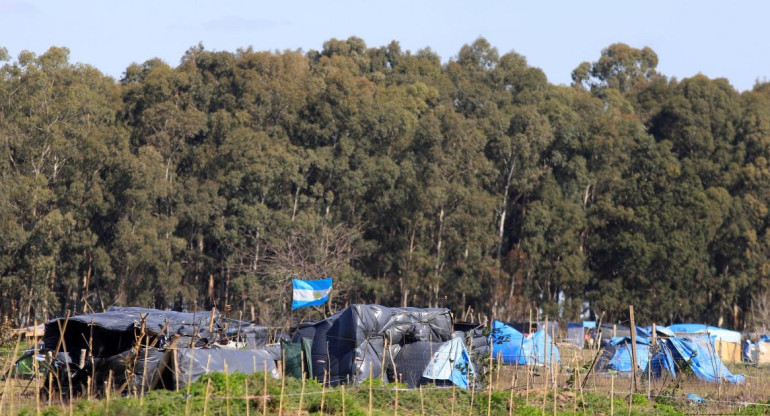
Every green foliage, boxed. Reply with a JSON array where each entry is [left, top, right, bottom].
[[0, 38, 766, 330]]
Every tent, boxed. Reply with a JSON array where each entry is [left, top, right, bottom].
[[490, 320, 560, 366], [422, 337, 475, 389], [595, 334, 745, 385], [668, 324, 741, 364], [604, 337, 651, 372]]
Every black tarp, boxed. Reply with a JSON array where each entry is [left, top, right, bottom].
[[174, 348, 280, 388], [312, 305, 453, 385], [390, 341, 444, 388]]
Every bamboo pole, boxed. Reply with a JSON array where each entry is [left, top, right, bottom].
[[263, 362, 269, 416], [225, 360, 231, 416], [487, 337, 493, 416], [299, 351, 306, 413], [369, 366, 373, 416], [629, 305, 639, 393], [321, 370, 327, 415], [203, 378, 212, 416]]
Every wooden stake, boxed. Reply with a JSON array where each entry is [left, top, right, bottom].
[[393, 383, 398, 416], [321, 370, 327, 415], [263, 361, 269, 416], [629, 305, 639, 392], [369, 366, 373, 416], [509, 363, 516, 416], [278, 355, 285, 416], [341, 384, 346, 416], [487, 337, 493, 416], [225, 360, 231, 416], [203, 378, 212, 416], [299, 351, 306, 413], [552, 327, 557, 416], [245, 378, 250, 416], [420, 385, 426, 416]]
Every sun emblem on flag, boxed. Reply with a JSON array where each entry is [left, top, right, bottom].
[[314, 290, 323, 300]]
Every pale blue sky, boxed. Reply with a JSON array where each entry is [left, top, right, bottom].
[[1, 0, 767, 91]]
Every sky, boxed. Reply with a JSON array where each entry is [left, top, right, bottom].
[[0, 0, 767, 91]]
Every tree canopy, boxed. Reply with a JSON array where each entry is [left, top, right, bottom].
[[0, 39, 767, 329]]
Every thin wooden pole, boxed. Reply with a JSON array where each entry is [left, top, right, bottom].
[[487, 337, 493, 416], [369, 366, 373, 416], [341, 384, 346, 416], [278, 354, 285, 416], [321, 370, 327, 415], [420, 385, 426, 416], [245, 378, 251, 416], [393, 382, 398, 416], [299, 351, 306, 413], [263, 362, 268, 416], [551, 327, 556, 416], [203, 378, 212, 416], [225, 360, 231, 416], [629, 305, 639, 393], [610, 370, 615, 416], [509, 362, 516, 416]]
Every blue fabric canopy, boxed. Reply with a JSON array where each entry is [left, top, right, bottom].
[[490, 320, 560, 365]]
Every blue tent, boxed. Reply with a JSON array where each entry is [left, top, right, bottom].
[[422, 337, 476, 389], [663, 336, 744, 384], [490, 320, 560, 365], [490, 320, 525, 364], [607, 337, 651, 372]]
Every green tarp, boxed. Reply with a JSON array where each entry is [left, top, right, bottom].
[[281, 338, 313, 379]]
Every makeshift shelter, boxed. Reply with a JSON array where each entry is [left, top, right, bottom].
[[567, 321, 596, 348], [600, 337, 651, 373], [391, 341, 444, 387], [595, 334, 745, 385], [668, 324, 741, 364], [422, 337, 476, 389], [662, 335, 744, 384], [173, 348, 281, 389], [308, 304, 453, 385], [745, 335, 770, 364], [490, 320, 560, 366]]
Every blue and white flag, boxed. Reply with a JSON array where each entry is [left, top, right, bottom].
[[292, 278, 332, 310]]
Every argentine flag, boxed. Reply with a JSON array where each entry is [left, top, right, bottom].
[[292, 278, 332, 310]]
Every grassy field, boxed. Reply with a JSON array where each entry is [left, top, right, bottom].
[[3, 342, 770, 415]]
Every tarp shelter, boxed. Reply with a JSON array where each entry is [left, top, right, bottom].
[[662, 335, 744, 384], [603, 337, 651, 372], [281, 338, 313, 379], [567, 321, 595, 348], [308, 304, 453, 385], [391, 341, 444, 387], [745, 336, 770, 364], [490, 320, 560, 366], [422, 337, 476, 389], [173, 348, 280, 389], [668, 324, 741, 364]]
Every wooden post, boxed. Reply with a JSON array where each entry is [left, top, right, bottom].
[[420, 385, 426, 415], [321, 371, 327, 415], [263, 361, 268, 416], [610, 370, 615, 416], [551, 326, 557, 416], [629, 305, 639, 392], [341, 384, 346, 416], [393, 382, 398, 416], [299, 351, 306, 413], [487, 337, 493, 416], [223, 360, 231, 416], [369, 366, 373, 416], [203, 378, 212, 416], [613, 324, 617, 339]]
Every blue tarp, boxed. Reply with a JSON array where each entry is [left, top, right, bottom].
[[422, 337, 475, 389], [607, 337, 651, 372], [663, 336, 744, 384], [490, 321, 560, 365], [668, 324, 741, 344]]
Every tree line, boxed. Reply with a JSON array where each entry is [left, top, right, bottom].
[[1, 38, 768, 329]]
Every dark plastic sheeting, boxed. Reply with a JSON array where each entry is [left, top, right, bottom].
[[174, 348, 280, 388]]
